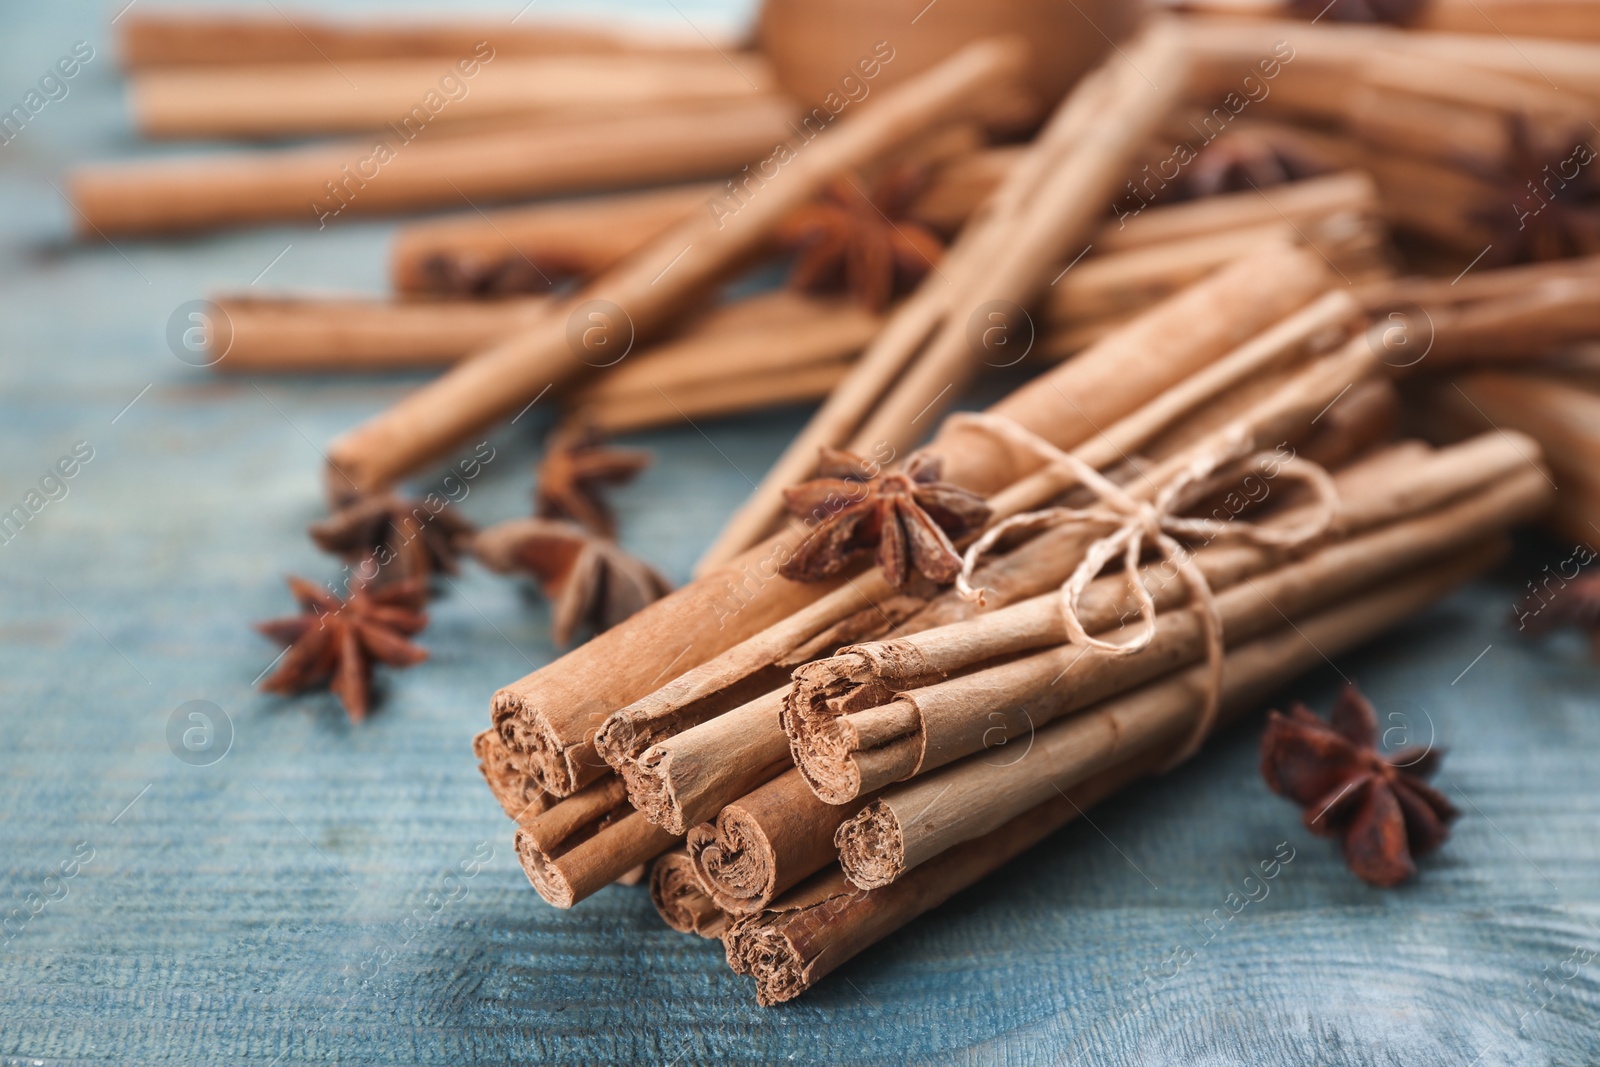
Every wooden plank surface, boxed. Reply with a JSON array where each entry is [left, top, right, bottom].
[[2, 2, 1599, 1064]]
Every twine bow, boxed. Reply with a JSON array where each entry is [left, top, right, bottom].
[[945, 412, 1341, 768]]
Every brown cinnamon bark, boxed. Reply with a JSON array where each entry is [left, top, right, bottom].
[[131, 55, 773, 140], [117, 11, 720, 69], [1414, 371, 1600, 546], [725, 547, 1501, 1004], [687, 769, 873, 915], [473, 728, 553, 822], [512, 775, 678, 908], [205, 295, 552, 373], [648, 850, 727, 938], [68, 97, 797, 238]]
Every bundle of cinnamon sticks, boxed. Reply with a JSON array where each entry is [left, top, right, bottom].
[[474, 231, 1549, 1001]]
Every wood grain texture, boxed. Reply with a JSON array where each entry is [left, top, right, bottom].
[[1, 2, 1599, 1064]]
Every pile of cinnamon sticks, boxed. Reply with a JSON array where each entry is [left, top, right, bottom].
[[83, 4, 1600, 1006]]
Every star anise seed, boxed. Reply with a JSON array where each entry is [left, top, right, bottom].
[[469, 517, 672, 647], [1512, 568, 1600, 658], [1471, 116, 1600, 266], [417, 250, 585, 297], [256, 576, 429, 723], [780, 447, 990, 588], [1260, 685, 1458, 887], [308, 493, 475, 592], [1178, 126, 1340, 201], [776, 168, 945, 312], [535, 426, 652, 538]]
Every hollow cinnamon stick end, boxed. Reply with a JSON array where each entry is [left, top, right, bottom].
[[834, 800, 905, 890], [513, 826, 578, 909], [473, 728, 553, 823]]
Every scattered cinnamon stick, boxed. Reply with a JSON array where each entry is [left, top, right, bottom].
[[117, 10, 721, 69], [68, 96, 797, 238], [131, 54, 774, 140]]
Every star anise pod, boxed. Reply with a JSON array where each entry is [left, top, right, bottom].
[[534, 425, 652, 538], [1260, 685, 1458, 887], [1177, 126, 1340, 200], [775, 167, 945, 312], [470, 517, 671, 647], [308, 493, 475, 591], [1472, 116, 1600, 265], [256, 576, 429, 723], [1286, 0, 1426, 24], [1512, 568, 1600, 657], [416, 250, 583, 296], [780, 448, 991, 588]]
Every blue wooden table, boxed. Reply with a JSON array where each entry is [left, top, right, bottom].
[[3, 3, 1599, 1063]]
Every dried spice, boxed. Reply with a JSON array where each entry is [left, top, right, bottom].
[[1474, 117, 1600, 265], [1512, 567, 1600, 657], [256, 576, 429, 723], [535, 426, 652, 538], [1178, 126, 1339, 200], [417, 250, 583, 297], [470, 517, 672, 647], [775, 168, 945, 311], [780, 448, 990, 587], [1260, 685, 1457, 887], [308, 492, 475, 591], [1286, 0, 1426, 24]]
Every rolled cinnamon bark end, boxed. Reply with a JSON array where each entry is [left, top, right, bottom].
[[628, 688, 793, 836], [831, 801, 904, 890], [473, 728, 554, 822], [648, 850, 727, 938], [515, 793, 679, 909], [785, 691, 920, 806], [686, 769, 871, 914]]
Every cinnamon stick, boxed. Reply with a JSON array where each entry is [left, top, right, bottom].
[[1415, 371, 1600, 546], [724, 546, 1500, 1005], [131, 54, 773, 139], [648, 849, 727, 938], [204, 295, 552, 373], [474, 728, 554, 822], [512, 775, 678, 908], [324, 39, 1025, 500], [117, 11, 720, 69], [68, 97, 797, 238], [686, 769, 874, 915]]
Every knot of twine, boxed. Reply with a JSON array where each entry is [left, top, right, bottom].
[[946, 412, 1341, 769]]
